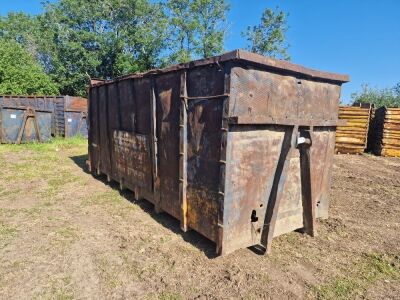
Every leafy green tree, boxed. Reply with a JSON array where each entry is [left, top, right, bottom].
[[0, 12, 40, 57], [166, 0, 197, 63], [393, 82, 400, 96], [36, 0, 168, 96], [113, 0, 169, 72], [39, 0, 119, 96], [166, 0, 228, 63], [0, 39, 58, 95], [0, 0, 229, 95], [242, 7, 290, 60], [192, 0, 229, 58], [352, 84, 400, 108]]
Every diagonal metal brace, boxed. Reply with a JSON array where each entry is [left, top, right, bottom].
[[16, 107, 42, 144], [261, 125, 299, 254]]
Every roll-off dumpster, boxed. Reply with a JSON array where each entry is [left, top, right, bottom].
[[88, 50, 349, 255]]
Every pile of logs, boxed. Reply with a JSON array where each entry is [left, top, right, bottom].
[[335, 104, 373, 154], [368, 107, 400, 157]]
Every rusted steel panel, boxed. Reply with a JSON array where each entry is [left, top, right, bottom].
[[118, 80, 136, 132], [222, 125, 286, 253], [113, 130, 152, 190], [186, 97, 223, 242], [64, 111, 87, 138], [34, 111, 53, 141], [312, 128, 337, 220], [185, 65, 226, 242], [0, 108, 52, 143], [88, 49, 348, 256], [273, 151, 302, 237], [98, 85, 111, 175], [106, 82, 120, 180], [154, 73, 181, 219], [65, 96, 88, 113], [88, 87, 100, 173], [229, 67, 341, 123], [62, 96, 88, 138]]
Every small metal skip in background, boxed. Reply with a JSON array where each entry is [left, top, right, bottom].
[[0, 95, 88, 143]]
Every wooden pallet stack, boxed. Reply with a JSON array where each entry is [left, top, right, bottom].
[[369, 107, 400, 157], [335, 104, 373, 154]]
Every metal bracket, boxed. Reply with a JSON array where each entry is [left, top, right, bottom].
[[297, 129, 316, 237], [16, 107, 43, 144]]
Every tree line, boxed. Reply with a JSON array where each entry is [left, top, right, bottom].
[[0, 0, 289, 96], [352, 83, 400, 108]]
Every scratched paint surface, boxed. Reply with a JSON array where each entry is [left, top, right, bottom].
[[187, 98, 223, 242], [1, 108, 52, 143], [1, 109, 24, 142], [229, 67, 341, 121], [223, 125, 285, 253], [65, 112, 88, 138], [33, 111, 52, 141], [113, 130, 152, 190]]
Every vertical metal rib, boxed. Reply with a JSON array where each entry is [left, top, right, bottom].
[[179, 71, 188, 231]]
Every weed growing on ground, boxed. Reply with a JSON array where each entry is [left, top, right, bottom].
[[314, 253, 400, 299], [0, 223, 18, 249]]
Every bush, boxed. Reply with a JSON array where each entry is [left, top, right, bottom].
[[352, 83, 400, 108], [0, 39, 58, 95]]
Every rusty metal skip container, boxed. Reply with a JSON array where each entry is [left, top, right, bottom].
[[88, 50, 349, 256], [0, 95, 57, 143], [0, 95, 88, 143]]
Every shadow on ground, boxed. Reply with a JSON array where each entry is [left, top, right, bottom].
[[70, 154, 217, 258]]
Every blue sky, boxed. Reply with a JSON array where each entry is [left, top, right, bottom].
[[1, 0, 399, 102]]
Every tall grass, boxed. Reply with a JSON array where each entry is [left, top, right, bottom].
[[0, 136, 87, 154]]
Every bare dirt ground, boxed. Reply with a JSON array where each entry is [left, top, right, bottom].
[[0, 138, 399, 300]]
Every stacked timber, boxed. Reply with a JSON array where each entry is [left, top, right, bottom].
[[335, 104, 373, 154], [369, 107, 400, 157]]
